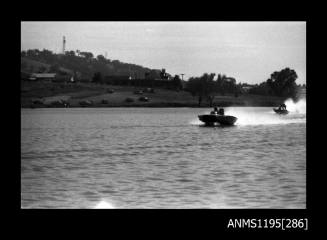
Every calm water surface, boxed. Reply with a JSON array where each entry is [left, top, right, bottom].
[[21, 107, 306, 208]]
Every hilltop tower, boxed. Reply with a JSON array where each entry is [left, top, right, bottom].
[[62, 36, 66, 54]]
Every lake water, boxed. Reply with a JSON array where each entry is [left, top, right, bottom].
[[21, 107, 306, 209]]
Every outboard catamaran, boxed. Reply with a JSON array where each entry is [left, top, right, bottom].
[[273, 108, 289, 114], [273, 103, 289, 114], [198, 107, 237, 126]]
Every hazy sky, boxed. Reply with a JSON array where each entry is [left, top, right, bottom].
[[21, 21, 306, 84]]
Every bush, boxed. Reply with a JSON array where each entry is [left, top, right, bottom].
[[79, 100, 93, 107], [50, 100, 70, 107], [32, 99, 43, 105]]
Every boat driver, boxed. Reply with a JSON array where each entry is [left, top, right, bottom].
[[279, 103, 286, 110], [211, 107, 219, 114]]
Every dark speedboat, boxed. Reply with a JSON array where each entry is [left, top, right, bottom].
[[273, 108, 289, 114], [198, 112, 237, 126]]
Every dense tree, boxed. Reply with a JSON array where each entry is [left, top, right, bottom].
[[92, 72, 103, 84], [216, 74, 225, 95], [249, 67, 298, 98], [172, 75, 183, 91], [28, 49, 40, 57], [96, 55, 106, 62], [186, 73, 240, 106], [186, 73, 216, 106], [216, 74, 238, 95], [203, 73, 217, 107], [249, 82, 272, 95], [21, 51, 27, 57], [160, 69, 169, 80], [65, 51, 76, 57], [266, 68, 298, 97], [79, 51, 94, 61]]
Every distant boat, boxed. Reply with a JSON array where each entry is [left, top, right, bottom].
[[198, 110, 237, 126], [273, 108, 289, 115]]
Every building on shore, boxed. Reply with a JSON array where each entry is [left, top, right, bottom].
[[28, 73, 56, 81], [103, 75, 131, 85], [23, 72, 78, 83]]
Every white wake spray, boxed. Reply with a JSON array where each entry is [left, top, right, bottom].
[[284, 98, 306, 114], [225, 107, 304, 126], [93, 199, 115, 209]]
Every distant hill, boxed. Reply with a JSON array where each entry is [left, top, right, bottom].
[[21, 49, 166, 80]]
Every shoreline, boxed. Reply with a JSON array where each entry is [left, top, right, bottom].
[[21, 82, 288, 109], [22, 102, 281, 109]]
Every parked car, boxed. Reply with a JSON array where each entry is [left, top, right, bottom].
[[125, 97, 134, 103], [138, 96, 149, 102], [134, 90, 143, 95], [143, 88, 155, 93], [50, 100, 70, 107]]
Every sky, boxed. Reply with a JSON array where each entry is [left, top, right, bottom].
[[21, 21, 306, 84]]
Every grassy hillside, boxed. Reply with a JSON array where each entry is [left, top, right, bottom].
[[21, 81, 286, 108], [21, 57, 74, 75], [21, 49, 164, 79], [21, 57, 51, 72]]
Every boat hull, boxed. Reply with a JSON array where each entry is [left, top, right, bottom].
[[198, 114, 237, 126], [273, 108, 289, 114]]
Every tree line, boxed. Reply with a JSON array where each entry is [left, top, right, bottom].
[[185, 68, 302, 106], [21, 49, 303, 102]]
